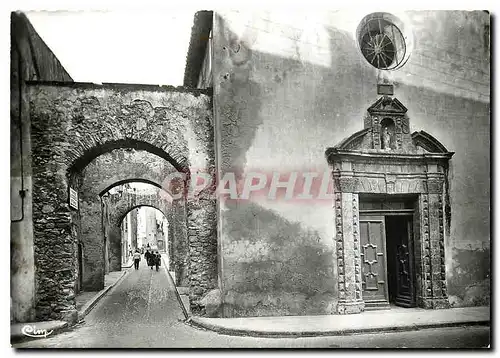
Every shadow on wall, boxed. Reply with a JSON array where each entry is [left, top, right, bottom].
[[214, 13, 374, 174], [214, 12, 490, 319], [222, 200, 336, 318], [213, 14, 371, 318], [215, 14, 263, 174], [448, 246, 490, 307]]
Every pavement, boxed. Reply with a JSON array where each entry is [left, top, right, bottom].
[[13, 253, 188, 348], [122, 257, 134, 268], [12, 256, 490, 348], [76, 270, 128, 319], [189, 306, 490, 338], [11, 264, 129, 344]]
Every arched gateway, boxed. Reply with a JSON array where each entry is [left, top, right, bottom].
[[29, 83, 217, 321], [326, 95, 454, 314]]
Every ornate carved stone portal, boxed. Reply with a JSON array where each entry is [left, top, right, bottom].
[[326, 96, 454, 314]]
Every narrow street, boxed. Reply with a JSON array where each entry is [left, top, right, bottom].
[[13, 258, 490, 349]]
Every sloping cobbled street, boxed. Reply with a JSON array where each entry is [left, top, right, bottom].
[[13, 260, 490, 348]]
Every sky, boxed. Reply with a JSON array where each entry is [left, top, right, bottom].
[[26, 10, 195, 86]]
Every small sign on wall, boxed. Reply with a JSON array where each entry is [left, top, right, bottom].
[[377, 84, 394, 96], [69, 187, 78, 210]]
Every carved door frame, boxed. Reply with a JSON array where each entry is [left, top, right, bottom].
[[326, 96, 454, 315]]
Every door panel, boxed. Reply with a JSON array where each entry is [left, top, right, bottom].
[[360, 216, 390, 309], [385, 216, 416, 307], [393, 218, 416, 307]]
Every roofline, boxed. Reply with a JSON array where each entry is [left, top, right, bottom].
[[183, 10, 213, 88], [25, 80, 213, 96], [11, 11, 74, 81]]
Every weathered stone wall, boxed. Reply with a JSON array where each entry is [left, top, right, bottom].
[[448, 246, 490, 307], [172, 198, 189, 286], [79, 193, 105, 290], [81, 149, 179, 195], [11, 12, 73, 323], [212, 11, 489, 316], [187, 196, 218, 314], [102, 198, 111, 275], [29, 83, 216, 320]]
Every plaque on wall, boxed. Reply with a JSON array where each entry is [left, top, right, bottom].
[[377, 84, 394, 96]]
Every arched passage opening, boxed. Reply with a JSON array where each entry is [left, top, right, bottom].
[[102, 182, 176, 275], [120, 206, 172, 273], [68, 142, 187, 295], [101, 182, 190, 287]]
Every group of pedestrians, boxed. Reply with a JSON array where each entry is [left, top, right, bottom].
[[132, 244, 162, 271]]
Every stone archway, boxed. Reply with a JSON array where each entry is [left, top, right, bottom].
[[76, 148, 186, 292], [104, 189, 171, 271], [326, 96, 454, 314], [29, 83, 216, 320]]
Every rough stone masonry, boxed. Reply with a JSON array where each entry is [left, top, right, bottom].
[[29, 82, 217, 320]]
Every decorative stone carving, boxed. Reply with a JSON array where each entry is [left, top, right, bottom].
[[427, 179, 444, 194], [402, 117, 410, 134], [385, 174, 397, 193], [367, 96, 408, 116], [335, 192, 346, 302], [335, 192, 365, 314], [335, 177, 358, 193], [420, 194, 432, 301], [382, 127, 392, 150], [352, 195, 363, 301], [326, 95, 454, 314], [438, 194, 449, 299], [357, 177, 386, 193]]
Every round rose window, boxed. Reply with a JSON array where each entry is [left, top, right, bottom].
[[357, 13, 412, 70]]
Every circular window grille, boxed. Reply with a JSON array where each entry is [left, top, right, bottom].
[[357, 13, 411, 70]]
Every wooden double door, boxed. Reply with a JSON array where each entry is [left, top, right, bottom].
[[359, 214, 416, 309]]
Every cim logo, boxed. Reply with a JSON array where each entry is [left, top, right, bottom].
[[21, 324, 53, 338]]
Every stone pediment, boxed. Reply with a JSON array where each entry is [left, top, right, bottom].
[[330, 128, 452, 156], [367, 96, 408, 116], [328, 96, 453, 156], [411, 131, 450, 154], [332, 128, 371, 151]]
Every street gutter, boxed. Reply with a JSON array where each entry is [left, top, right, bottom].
[[161, 256, 190, 320]]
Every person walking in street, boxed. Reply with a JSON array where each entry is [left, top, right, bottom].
[[154, 251, 161, 272], [133, 249, 141, 270], [145, 248, 153, 270]]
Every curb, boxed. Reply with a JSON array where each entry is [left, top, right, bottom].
[[188, 318, 490, 338], [122, 260, 134, 269], [77, 270, 129, 320], [12, 270, 129, 346], [161, 256, 190, 320]]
